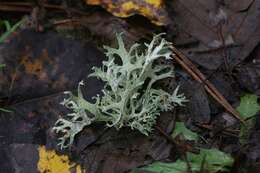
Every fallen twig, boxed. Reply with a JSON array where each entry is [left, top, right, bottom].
[[171, 46, 245, 124], [0, 1, 89, 16]]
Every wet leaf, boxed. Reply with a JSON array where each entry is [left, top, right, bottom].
[[0, 29, 105, 101], [237, 94, 260, 119], [79, 12, 152, 48], [78, 112, 174, 173], [181, 81, 211, 123], [85, 0, 169, 25], [169, 0, 260, 70], [0, 64, 11, 113], [0, 30, 176, 173], [236, 94, 260, 144], [172, 122, 198, 141], [237, 48, 260, 95]]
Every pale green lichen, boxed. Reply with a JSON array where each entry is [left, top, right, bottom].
[[53, 33, 187, 149]]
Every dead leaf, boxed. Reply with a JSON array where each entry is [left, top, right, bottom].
[[0, 29, 104, 101], [79, 12, 152, 48], [0, 144, 85, 173], [0, 29, 176, 173], [85, 0, 170, 25], [237, 45, 260, 95], [181, 80, 211, 124], [169, 0, 260, 70]]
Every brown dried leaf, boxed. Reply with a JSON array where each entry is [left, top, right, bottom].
[[169, 0, 260, 70]]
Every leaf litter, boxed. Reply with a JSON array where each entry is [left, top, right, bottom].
[[0, 0, 259, 173]]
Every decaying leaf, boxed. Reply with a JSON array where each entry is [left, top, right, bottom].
[[79, 12, 152, 48], [0, 29, 104, 101], [85, 0, 170, 25], [168, 0, 260, 70]]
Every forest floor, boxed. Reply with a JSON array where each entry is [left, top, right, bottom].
[[0, 0, 259, 173]]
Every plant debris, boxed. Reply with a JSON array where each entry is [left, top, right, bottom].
[[85, 0, 170, 25], [0, 0, 259, 172]]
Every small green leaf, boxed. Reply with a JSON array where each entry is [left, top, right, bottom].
[[142, 160, 187, 173], [0, 18, 24, 43], [188, 148, 234, 173], [134, 148, 233, 173], [236, 94, 260, 144], [3, 20, 11, 31], [0, 64, 5, 68], [172, 122, 198, 141], [236, 94, 260, 119]]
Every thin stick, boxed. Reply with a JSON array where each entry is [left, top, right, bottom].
[[0, 2, 89, 16], [171, 46, 245, 124]]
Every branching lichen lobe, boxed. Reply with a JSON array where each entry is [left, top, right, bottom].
[[53, 33, 187, 149]]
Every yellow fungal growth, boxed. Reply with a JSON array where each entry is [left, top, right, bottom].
[[121, 1, 137, 12], [144, 0, 161, 7], [37, 146, 85, 173], [85, 0, 169, 25]]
